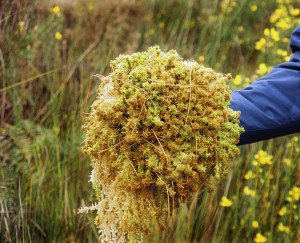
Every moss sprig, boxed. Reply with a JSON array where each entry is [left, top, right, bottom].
[[81, 46, 244, 242]]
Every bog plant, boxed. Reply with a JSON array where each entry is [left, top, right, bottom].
[[81, 46, 243, 241]]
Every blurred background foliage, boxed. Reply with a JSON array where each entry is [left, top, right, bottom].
[[0, 0, 299, 242]]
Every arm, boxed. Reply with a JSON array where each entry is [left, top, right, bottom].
[[230, 25, 300, 145]]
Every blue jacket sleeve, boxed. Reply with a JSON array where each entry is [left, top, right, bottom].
[[230, 25, 300, 145]]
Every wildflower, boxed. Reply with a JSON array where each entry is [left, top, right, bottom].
[[286, 196, 292, 202], [52, 6, 60, 14], [88, 3, 94, 10], [284, 55, 292, 62], [220, 196, 233, 207], [293, 136, 298, 142], [55, 32, 63, 40], [277, 222, 290, 233], [294, 215, 299, 220], [270, 28, 280, 42], [279, 206, 287, 216], [288, 186, 300, 201], [19, 21, 25, 32], [296, 147, 300, 153], [149, 28, 155, 35], [270, 8, 283, 23], [252, 220, 259, 229], [237, 26, 244, 32], [255, 38, 266, 51], [282, 37, 289, 43], [264, 28, 270, 36], [257, 63, 268, 76], [277, 49, 282, 55], [243, 186, 255, 197], [254, 150, 272, 165], [254, 233, 267, 243], [260, 178, 265, 184], [231, 1, 237, 7], [227, 7, 233, 13], [283, 158, 291, 166], [290, 8, 300, 16], [251, 5, 258, 12], [190, 19, 196, 28], [234, 75, 241, 85], [198, 56, 205, 62], [159, 22, 165, 29], [276, 19, 290, 30], [244, 170, 254, 180]]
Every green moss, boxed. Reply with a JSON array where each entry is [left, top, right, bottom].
[[82, 46, 244, 242]]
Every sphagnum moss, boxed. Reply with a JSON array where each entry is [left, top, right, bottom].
[[80, 46, 244, 242]]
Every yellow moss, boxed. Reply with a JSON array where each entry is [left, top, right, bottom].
[[81, 46, 243, 241]]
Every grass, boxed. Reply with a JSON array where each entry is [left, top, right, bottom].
[[0, 0, 299, 242]]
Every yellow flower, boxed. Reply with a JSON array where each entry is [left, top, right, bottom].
[[257, 63, 268, 76], [251, 5, 258, 12], [277, 222, 290, 233], [284, 55, 292, 62], [276, 49, 282, 55], [276, 20, 290, 30], [255, 38, 266, 51], [254, 150, 272, 165], [260, 178, 265, 184], [55, 32, 63, 40], [270, 28, 280, 42], [237, 26, 244, 32], [244, 170, 254, 180], [254, 233, 267, 243], [270, 8, 283, 23], [286, 196, 292, 202], [279, 206, 287, 216], [290, 8, 300, 16], [220, 196, 233, 207], [243, 186, 256, 197], [288, 186, 300, 201], [252, 220, 259, 229], [227, 7, 233, 13], [234, 75, 241, 85], [231, 1, 237, 7], [294, 215, 299, 220], [198, 55, 205, 62], [283, 158, 291, 166], [149, 28, 155, 35], [19, 21, 25, 32], [296, 147, 300, 153], [264, 28, 270, 36], [293, 136, 299, 142], [88, 3, 94, 10], [159, 22, 165, 29], [52, 6, 60, 14], [282, 37, 289, 43]]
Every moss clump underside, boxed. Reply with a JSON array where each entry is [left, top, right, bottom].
[[81, 46, 243, 242]]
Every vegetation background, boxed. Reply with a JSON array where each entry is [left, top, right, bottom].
[[0, 0, 299, 242]]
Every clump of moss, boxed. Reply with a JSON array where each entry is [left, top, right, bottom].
[[81, 46, 244, 242]]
